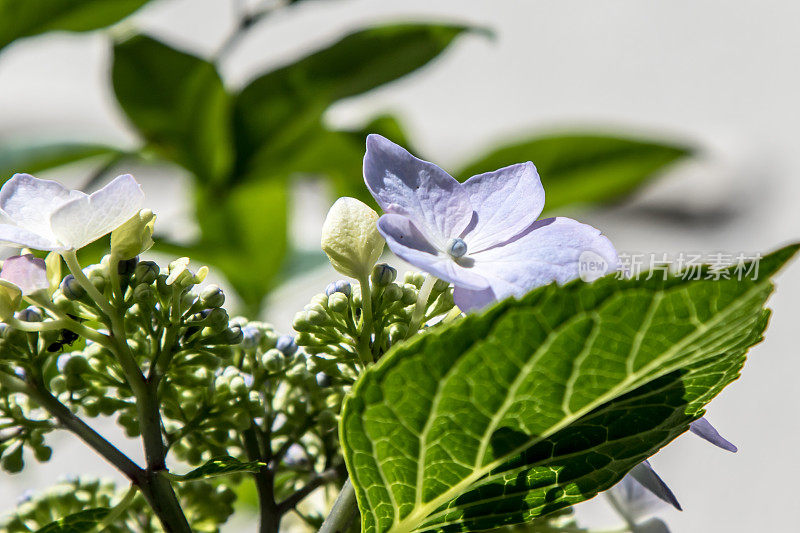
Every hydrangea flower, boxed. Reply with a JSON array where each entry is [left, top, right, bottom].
[[0, 173, 144, 252], [363, 134, 618, 311]]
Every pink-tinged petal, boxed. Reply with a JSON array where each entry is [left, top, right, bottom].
[[378, 214, 489, 290], [0, 224, 60, 251], [462, 162, 545, 252], [0, 173, 82, 239], [0, 254, 48, 294], [364, 134, 472, 248], [689, 417, 737, 453], [626, 460, 681, 512], [50, 174, 145, 250], [468, 217, 618, 303]]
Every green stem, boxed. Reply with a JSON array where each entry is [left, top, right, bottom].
[[318, 478, 358, 533], [356, 275, 374, 364], [406, 274, 436, 339], [62, 250, 190, 533]]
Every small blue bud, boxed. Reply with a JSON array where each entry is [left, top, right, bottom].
[[60, 274, 85, 300], [371, 263, 397, 287], [117, 257, 139, 276], [316, 372, 332, 388], [325, 279, 352, 297], [276, 334, 298, 356], [446, 238, 468, 259], [16, 306, 43, 322], [241, 326, 262, 349]]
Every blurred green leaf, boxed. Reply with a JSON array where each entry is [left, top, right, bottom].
[[35, 508, 110, 533], [457, 134, 691, 212], [173, 178, 288, 315], [234, 23, 471, 176], [0, 142, 121, 180], [112, 35, 234, 184], [171, 456, 265, 482], [0, 0, 151, 51]]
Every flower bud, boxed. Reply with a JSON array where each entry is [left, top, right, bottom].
[[321, 197, 385, 279], [262, 349, 285, 372], [241, 326, 262, 350], [371, 263, 396, 287], [133, 283, 155, 304], [401, 285, 418, 306], [388, 323, 408, 344], [16, 306, 42, 323], [205, 308, 229, 332], [315, 372, 332, 388], [117, 257, 139, 277], [382, 283, 403, 302], [292, 311, 313, 332], [133, 261, 159, 285], [221, 326, 244, 345], [276, 335, 298, 356], [200, 284, 225, 308], [325, 280, 352, 297], [0, 280, 22, 321], [327, 292, 349, 314], [110, 209, 156, 260]]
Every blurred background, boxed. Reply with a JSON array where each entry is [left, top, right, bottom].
[[0, 0, 798, 531]]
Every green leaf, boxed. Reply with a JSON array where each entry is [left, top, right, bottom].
[[35, 508, 111, 533], [0, 142, 121, 180], [0, 0, 151, 51], [234, 23, 471, 174], [341, 245, 798, 533], [112, 35, 233, 184], [171, 455, 265, 481], [456, 134, 691, 213]]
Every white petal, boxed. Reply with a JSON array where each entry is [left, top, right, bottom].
[[0, 173, 81, 240], [462, 162, 545, 253], [50, 174, 145, 250], [0, 224, 61, 251]]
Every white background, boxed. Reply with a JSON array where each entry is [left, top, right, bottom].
[[0, 1, 798, 531]]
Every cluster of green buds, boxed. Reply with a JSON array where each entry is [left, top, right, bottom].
[[0, 393, 53, 473], [0, 476, 235, 533], [292, 263, 457, 375]]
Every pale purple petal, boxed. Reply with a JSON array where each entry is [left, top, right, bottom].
[[364, 135, 472, 248], [462, 162, 545, 252], [0, 254, 48, 294], [377, 214, 489, 290], [50, 174, 144, 250], [689, 417, 737, 453], [0, 173, 81, 239], [467, 217, 618, 303], [0, 224, 60, 251], [452, 286, 496, 312], [627, 460, 681, 511]]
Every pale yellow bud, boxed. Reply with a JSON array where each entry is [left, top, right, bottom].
[[321, 197, 385, 279], [110, 209, 156, 260], [0, 280, 21, 321]]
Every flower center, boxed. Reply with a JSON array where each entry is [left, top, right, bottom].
[[446, 238, 468, 259]]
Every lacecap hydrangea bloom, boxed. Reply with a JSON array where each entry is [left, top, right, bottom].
[[363, 134, 619, 311], [0, 173, 144, 251]]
